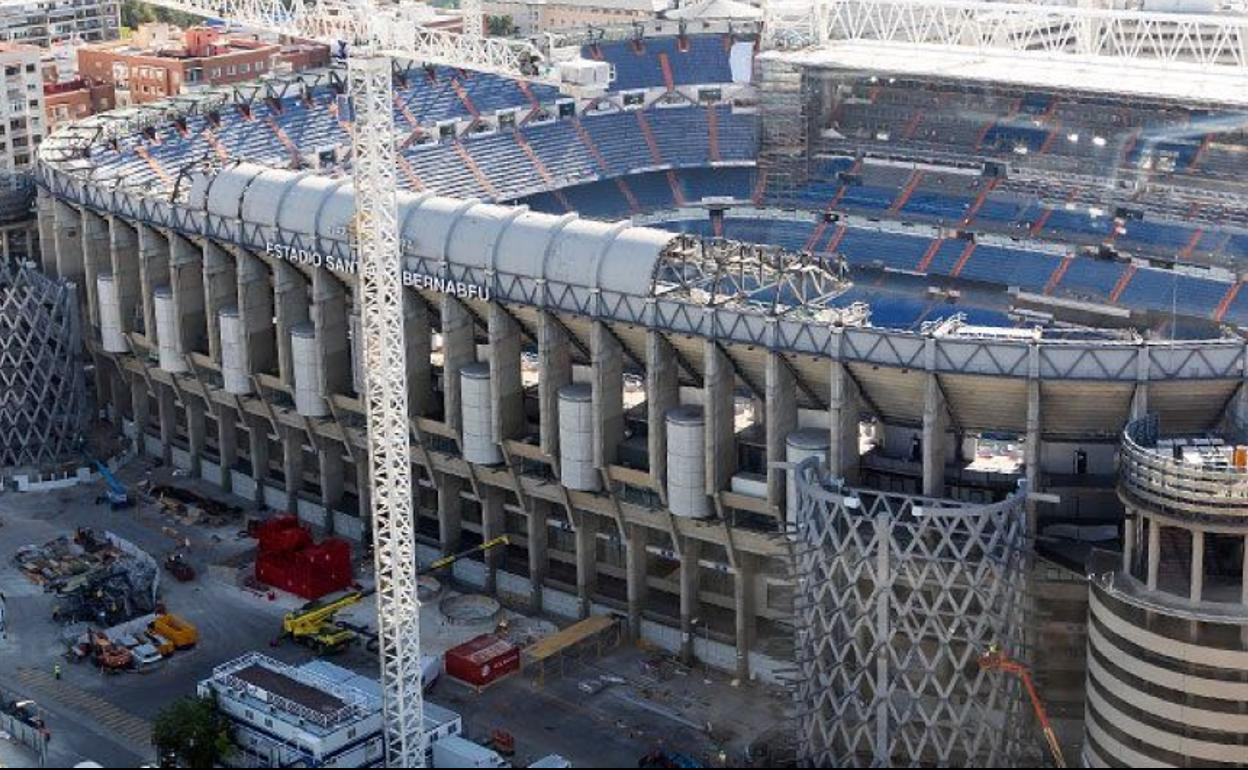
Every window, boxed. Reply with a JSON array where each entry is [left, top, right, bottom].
[[227, 65, 236, 75], [240, 62, 249, 73]]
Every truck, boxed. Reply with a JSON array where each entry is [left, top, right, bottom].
[[148, 614, 197, 650], [431, 735, 506, 768]]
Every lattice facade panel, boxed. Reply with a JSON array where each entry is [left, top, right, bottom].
[[791, 460, 1030, 767], [0, 263, 86, 470]]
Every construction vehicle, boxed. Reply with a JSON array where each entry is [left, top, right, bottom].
[[148, 613, 197, 650], [979, 647, 1066, 768], [163, 552, 195, 582], [89, 459, 131, 509], [87, 630, 133, 672], [282, 536, 509, 654]]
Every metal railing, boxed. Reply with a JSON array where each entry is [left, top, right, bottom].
[[1120, 417, 1248, 518]]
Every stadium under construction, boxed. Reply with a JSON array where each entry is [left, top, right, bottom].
[[20, 0, 1248, 766]]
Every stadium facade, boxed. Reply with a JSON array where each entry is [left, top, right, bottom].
[[31, 4, 1248, 764]]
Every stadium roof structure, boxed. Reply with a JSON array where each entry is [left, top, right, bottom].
[[767, 0, 1248, 106]]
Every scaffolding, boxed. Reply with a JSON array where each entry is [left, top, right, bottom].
[[756, 54, 810, 209], [790, 459, 1031, 767]]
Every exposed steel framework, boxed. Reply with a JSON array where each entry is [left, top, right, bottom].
[[790, 457, 1031, 766]]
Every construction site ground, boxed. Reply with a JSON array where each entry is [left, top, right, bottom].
[[0, 455, 786, 768]]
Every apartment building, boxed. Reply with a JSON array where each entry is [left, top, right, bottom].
[[0, 1, 120, 47], [77, 24, 329, 106], [482, 0, 671, 34]]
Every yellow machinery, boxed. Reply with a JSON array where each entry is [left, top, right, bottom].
[[281, 536, 509, 654]]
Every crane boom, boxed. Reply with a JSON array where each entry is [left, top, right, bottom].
[[979, 650, 1067, 768]]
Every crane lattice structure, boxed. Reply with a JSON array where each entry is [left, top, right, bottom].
[[143, 1, 577, 766]]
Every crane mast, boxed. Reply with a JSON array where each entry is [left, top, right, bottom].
[[348, 43, 424, 767]]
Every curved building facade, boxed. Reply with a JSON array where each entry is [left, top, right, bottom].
[[1081, 417, 1248, 767], [0, 261, 86, 471], [791, 458, 1030, 767]]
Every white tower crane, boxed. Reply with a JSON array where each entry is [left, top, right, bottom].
[[141, 1, 605, 765]]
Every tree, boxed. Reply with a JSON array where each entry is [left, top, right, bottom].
[[121, 0, 207, 32], [151, 695, 234, 769], [487, 15, 518, 37]]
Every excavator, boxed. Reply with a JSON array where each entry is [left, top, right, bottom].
[[979, 646, 1066, 768], [281, 536, 510, 654]]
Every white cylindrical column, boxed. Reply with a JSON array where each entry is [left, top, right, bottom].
[[153, 284, 187, 373], [667, 404, 709, 519], [461, 361, 503, 465], [786, 428, 831, 524], [291, 321, 328, 417], [558, 382, 600, 491], [218, 305, 250, 395], [96, 272, 126, 353]]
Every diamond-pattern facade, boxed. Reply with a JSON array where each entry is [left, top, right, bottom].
[[0, 263, 86, 470], [792, 459, 1030, 767]]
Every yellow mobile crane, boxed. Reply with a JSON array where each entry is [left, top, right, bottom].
[[281, 536, 510, 654]]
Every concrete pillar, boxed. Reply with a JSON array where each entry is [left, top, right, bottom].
[[36, 190, 56, 276], [922, 373, 949, 498], [130, 375, 150, 447], [236, 249, 276, 376], [537, 311, 572, 461], [829, 362, 861, 483], [437, 474, 465, 554], [319, 443, 346, 516], [625, 524, 648, 641], [404, 290, 433, 417], [186, 397, 206, 478], [1122, 512, 1135, 575], [356, 460, 372, 518], [480, 486, 506, 594], [169, 233, 207, 357], [1190, 528, 1204, 602], [109, 217, 141, 337], [488, 305, 524, 443], [1131, 344, 1150, 420], [80, 209, 109, 331], [248, 416, 271, 503], [157, 384, 176, 464], [312, 270, 351, 397], [734, 554, 756, 681], [441, 296, 474, 432], [1025, 377, 1041, 536], [282, 426, 303, 512], [527, 499, 551, 613], [52, 200, 84, 283], [591, 322, 624, 468], [217, 405, 238, 493], [575, 512, 598, 618], [704, 342, 737, 495], [765, 352, 797, 507], [202, 241, 236, 362], [137, 224, 169, 345], [109, 364, 129, 434], [646, 331, 679, 489], [1147, 516, 1160, 591], [273, 262, 309, 386], [679, 538, 701, 665]]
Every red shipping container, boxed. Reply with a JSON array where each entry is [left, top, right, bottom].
[[255, 516, 312, 555], [445, 635, 520, 688]]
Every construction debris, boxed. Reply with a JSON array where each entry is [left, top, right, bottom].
[[15, 528, 159, 627], [150, 484, 243, 526]]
